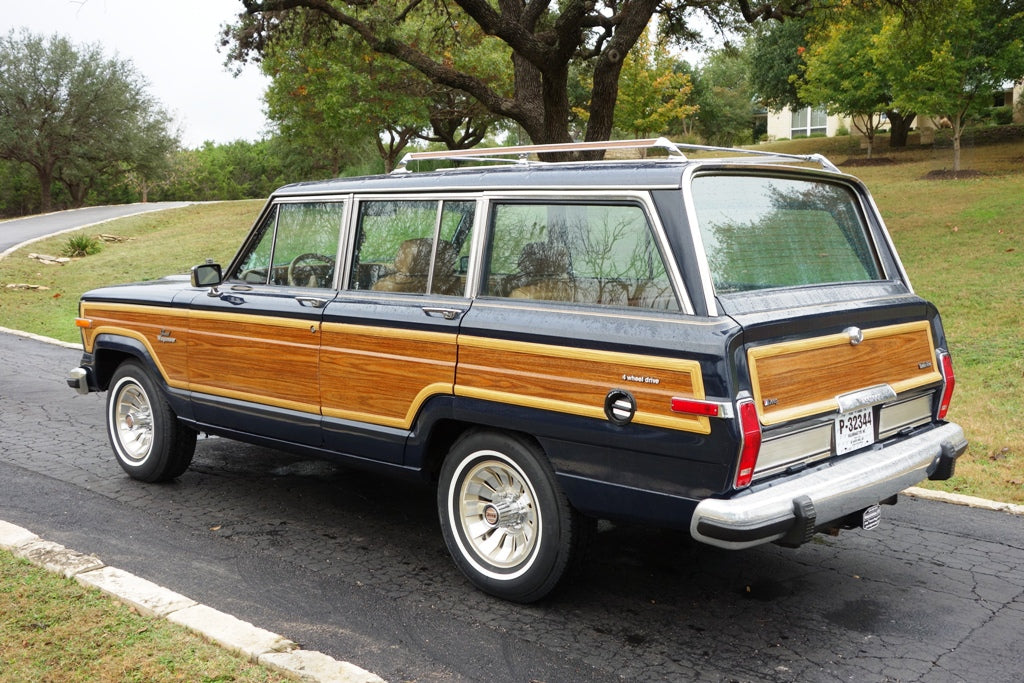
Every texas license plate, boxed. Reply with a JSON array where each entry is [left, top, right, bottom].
[[835, 406, 874, 455]]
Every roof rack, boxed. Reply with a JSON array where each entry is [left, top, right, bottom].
[[393, 137, 841, 174]]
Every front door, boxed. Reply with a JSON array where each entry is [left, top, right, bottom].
[[188, 200, 346, 445]]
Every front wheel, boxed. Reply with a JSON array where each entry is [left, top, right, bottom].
[[438, 431, 588, 602], [106, 360, 196, 482]]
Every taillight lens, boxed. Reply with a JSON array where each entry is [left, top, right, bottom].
[[937, 350, 956, 420], [735, 398, 762, 488]]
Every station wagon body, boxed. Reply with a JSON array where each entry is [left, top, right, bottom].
[[68, 140, 967, 601]]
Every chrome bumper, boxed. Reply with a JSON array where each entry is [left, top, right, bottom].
[[691, 422, 967, 550], [66, 367, 91, 395]]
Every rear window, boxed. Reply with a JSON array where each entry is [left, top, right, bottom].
[[690, 175, 883, 293]]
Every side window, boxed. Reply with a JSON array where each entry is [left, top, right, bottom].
[[483, 202, 679, 311], [349, 199, 475, 296], [229, 201, 344, 288]]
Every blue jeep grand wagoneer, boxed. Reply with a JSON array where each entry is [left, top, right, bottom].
[[68, 139, 967, 602]]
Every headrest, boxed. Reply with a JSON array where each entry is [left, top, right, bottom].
[[393, 238, 434, 275]]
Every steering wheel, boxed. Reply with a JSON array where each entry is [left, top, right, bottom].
[[287, 252, 335, 287]]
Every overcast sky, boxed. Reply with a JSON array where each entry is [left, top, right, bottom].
[[4, 0, 270, 148]]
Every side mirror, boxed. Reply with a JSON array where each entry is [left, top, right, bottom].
[[191, 262, 222, 288]]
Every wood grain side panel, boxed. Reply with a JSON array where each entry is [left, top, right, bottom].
[[80, 303, 189, 388], [319, 323, 457, 429], [187, 312, 321, 413], [749, 321, 940, 425], [456, 336, 710, 434]]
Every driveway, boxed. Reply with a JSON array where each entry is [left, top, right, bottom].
[[2, 330, 1023, 682], [0, 203, 193, 256]]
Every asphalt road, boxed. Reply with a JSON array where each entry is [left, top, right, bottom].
[[0, 203, 193, 255], [2, 330, 1023, 682]]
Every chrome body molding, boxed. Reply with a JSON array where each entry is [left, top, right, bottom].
[[690, 422, 967, 550]]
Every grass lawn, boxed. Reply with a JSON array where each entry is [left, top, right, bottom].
[[0, 139, 1020, 506], [0, 549, 292, 682]]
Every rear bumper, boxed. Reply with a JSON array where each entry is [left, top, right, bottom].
[[690, 422, 967, 549]]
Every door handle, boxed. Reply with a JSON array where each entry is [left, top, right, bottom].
[[422, 307, 462, 320], [295, 296, 328, 309]]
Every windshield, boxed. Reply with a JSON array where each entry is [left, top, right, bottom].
[[691, 175, 883, 294]]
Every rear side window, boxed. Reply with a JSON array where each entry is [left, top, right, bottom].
[[483, 202, 678, 310], [691, 175, 883, 293], [349, 199, 474, 296]]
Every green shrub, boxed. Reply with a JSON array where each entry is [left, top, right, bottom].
[[61, 234, 102, 257]]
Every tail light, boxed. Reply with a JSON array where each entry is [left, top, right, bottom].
[[735, 397, 762, 488], [936, 350, 956, 420]]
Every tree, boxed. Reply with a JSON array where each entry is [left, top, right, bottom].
[[230, 1, 870, 152], [612, 32, 698, 140], [798, 9, 891, 157], [746, 5, 921, 149], [878, 0, 1024, 171], [691, 47, 757, 146], [253, 8, 502, 171], [746, 15, 813, 112], [0, 30, 178, 212]]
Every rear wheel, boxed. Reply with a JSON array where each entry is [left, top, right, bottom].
[[106, 360, 196, 482], [438, 430, 588, 602]]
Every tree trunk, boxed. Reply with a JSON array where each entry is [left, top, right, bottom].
[[31, 159, 58, 213], [586, 50, 625, 147], [886, 110, 915, 148]]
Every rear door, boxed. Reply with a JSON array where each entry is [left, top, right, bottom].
[[318, 197, 477, 464]]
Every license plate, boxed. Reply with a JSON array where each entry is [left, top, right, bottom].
[[835, 406, 874, 455]]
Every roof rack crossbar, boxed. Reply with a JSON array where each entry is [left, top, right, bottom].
[[392, 137, 840, 174]]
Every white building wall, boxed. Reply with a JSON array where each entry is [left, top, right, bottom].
[[765, 106, 849, 140]]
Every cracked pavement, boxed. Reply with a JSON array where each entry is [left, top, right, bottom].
[[1, 330, 1022, 682]]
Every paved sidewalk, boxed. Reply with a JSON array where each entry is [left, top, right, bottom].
[[0, 519, 385, 683]]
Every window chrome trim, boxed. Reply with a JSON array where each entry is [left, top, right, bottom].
[[680, 166, 721, 317]]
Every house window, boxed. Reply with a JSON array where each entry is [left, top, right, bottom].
[[791, 106, 827, 137]]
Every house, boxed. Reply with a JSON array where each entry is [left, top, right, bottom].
[[764, 79, 1023, 141]]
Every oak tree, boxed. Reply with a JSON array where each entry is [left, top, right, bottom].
[[0, 30, 177, 211], [229, 0, 851, 152]]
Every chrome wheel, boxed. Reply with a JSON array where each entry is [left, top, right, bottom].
[[111, 380, 155, 464], [456, 454, 540, 571], [105, 360, 196, 482], [439, 431, 588, 602]]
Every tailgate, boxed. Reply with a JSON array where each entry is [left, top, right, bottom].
[[731, 297, 948, 483]]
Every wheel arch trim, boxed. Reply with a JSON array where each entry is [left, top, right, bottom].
[[90, 332, 176, 392]]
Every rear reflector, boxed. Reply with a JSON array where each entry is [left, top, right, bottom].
[[736, 398, 762, 488], [937, 350, 956, 420], [670, 397, 721, 417]]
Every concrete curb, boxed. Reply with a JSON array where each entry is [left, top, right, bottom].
[[0, 519, 386, 683], [904, 486, 1024, 516], [0, 325, 81, 350]]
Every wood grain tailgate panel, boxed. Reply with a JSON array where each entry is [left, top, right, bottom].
[[748, 321, 940, 425]]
